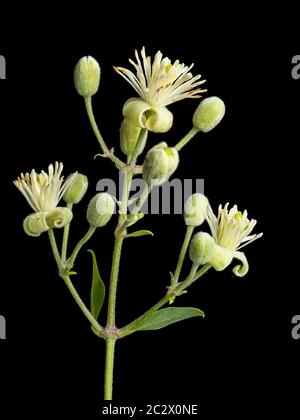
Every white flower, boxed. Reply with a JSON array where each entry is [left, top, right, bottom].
[[114, 47, 207, 108], [14, 162, 77, 213], [205, 203, 263, 276]]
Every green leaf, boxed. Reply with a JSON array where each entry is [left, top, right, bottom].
[[135, 307, 205, 331], [87, 249, 105, 320], [124, 229, 154, 238], [126, 213, 144, 227]]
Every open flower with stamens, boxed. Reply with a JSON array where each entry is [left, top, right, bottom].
[[204, 203, 263, 276], [114, 47, 207, 133], [14, 162, 76, 236]]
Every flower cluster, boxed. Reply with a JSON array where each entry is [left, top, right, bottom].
[[185, 194, 263, 276]]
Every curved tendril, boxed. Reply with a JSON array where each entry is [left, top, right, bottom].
[[232, 251, 249, 277]]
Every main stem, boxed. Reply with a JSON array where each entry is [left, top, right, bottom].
[[104, 337, 116, 400], [103, 128, 147, 400], [106, 235, 124, 328]]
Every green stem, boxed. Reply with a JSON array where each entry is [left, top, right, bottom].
[[119, 264, 210, 338], [106, 235, 124, 328], [61, 203, 73, 262], [84, 96, 125, 170], [48, 229, 104, 338], [68, 226, 96, 268], [104, 337, 116, 400], [175, 127, 199, 151], [103, 130, 147, 399], [62, 274, 104, 337], [84, 96, 109, 154], [172, 225, 194, 286], [48, 229, 63, 270]]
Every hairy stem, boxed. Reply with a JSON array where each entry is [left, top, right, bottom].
[[175, 127, 199, 151], [104, 337, 116, 400], [48, 229, 104, 337], [172, 225, 194, 286], [68, 226, 96, 268], [61, 203, 73, 262]]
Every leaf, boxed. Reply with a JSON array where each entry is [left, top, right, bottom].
[[126, 213, 144, 227], [124, 230, 154, 238], [87, 249, 105, 320], [135, 307, 205, 331]]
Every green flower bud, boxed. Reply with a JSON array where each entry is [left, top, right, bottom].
[[23, 212, 49, 237], [86, 193, 115, 227], [46, 207, 73, 229], [189, 232, 216, 265], [184, 193, 209, 226], [63, 173, 88, 204], [120, 118, 147, 156], [192, 96, 225, 132], [74, 56, 101, 97], [123, 98, 173, 133], [143, 142, 179, 186]]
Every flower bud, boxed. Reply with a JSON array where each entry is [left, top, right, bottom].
[[143, 142, 179, 186], [120, 118, 147, 156], [23, 212, 49, 237], [184, 193, 209, 226], [189, 232, 216, 265], [86, 193, 115, 227], [46, 207, 73, 229], [63, 173, 88, 204], [123, 98, 173, 133], [192, 96, 225, 132], [74, 56, 101, 97]]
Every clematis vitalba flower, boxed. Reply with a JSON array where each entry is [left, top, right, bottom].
[[14, 162, 76, 236], [190, 202, 263, 277], [114, 47, 207, 133]]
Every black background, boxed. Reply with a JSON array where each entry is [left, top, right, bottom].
[[1, 9, 299, 419]]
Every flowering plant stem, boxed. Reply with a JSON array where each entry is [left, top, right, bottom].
[[48, 229, 105, 336], [61, 202, 73, 261], [172, 225, 195, 286], [119, 264, 211, 338], [175, 127, 199, 151]]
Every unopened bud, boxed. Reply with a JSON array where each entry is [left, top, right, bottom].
[[189, 232, 216, 265], [74, 56, 101, 97], [193, 96, 225, 132], [63, 173, 88, 204], [86, 193, 115, 227], [46, 207, 73, 229], [120, 118, 147, 156], [143, 142, 179, 185], [23, 212, 49, 237], [184, 193, 209, 226]]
